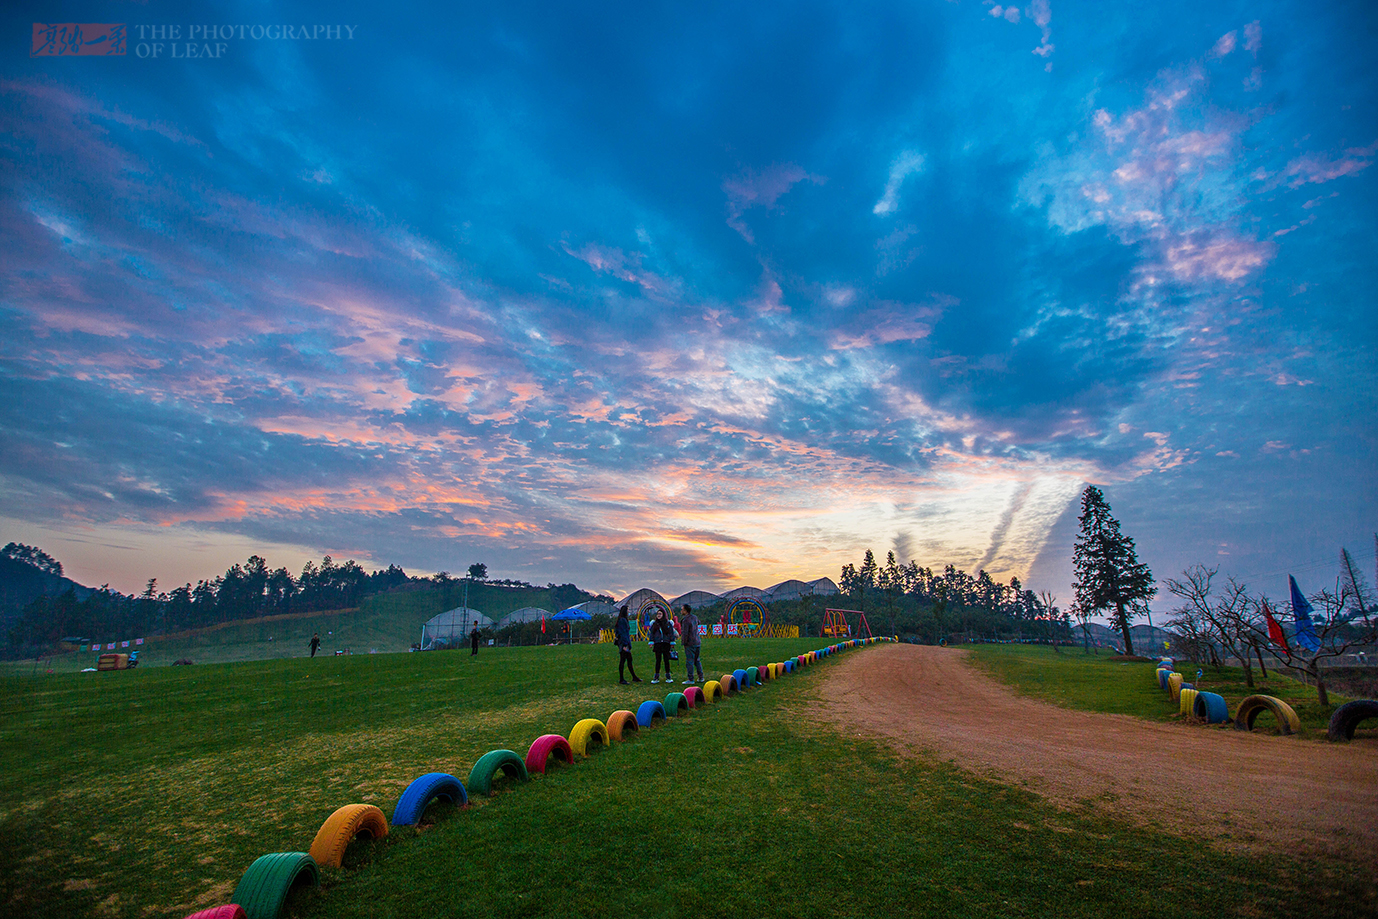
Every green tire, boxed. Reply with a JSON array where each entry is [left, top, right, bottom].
[[230, 852, 319, 919], [467, 749, 529, 796]]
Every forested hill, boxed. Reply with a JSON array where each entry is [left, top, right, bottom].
[[0, 544, 93, 632], [1, 544, 610, 659]]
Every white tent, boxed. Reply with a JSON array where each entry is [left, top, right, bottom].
[[497, 607, 552, 628], [422, 607, 494, 648]]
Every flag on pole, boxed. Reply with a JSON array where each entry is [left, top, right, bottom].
[[1289, 575, 1322, 653], [541, 613, 545, 634], [1262, 600, 1290, 652]]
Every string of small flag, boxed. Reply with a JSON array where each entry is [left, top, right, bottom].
[[80, 638, 144, 652]]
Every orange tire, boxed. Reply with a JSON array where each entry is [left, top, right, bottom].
[[607, 710, 639, 742], [308, 804, 388, 869]]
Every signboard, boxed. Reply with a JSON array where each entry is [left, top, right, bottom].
[[712, 624, 723, 636]]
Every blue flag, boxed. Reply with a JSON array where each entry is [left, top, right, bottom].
[[1289, 575, 1322, 653]]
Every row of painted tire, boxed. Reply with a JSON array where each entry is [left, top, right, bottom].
[[181, 638, 892, 919], [1154, 657, 1378, 741]]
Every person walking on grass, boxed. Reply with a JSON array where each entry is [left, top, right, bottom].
[[470, 624, 480, 656], [649, 607, 675, 683], [680, 605, 703, 684], [309, 633, 321, 658], [615, 605, 641, 685]]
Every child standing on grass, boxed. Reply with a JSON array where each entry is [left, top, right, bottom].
[[649, 607, 675, 683], [615, 605, 641, 685]]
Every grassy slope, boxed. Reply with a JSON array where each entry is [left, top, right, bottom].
[[1, 585, 582, 675], [2, 642, 1373, 919], [966, 644, 1351, 735]]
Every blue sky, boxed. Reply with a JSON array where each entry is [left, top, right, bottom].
[[2, 0, 1374, 611]]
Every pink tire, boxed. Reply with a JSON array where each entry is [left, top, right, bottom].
[[525, 733, 574, 775], [183, 908, 246, 919], [683, 686, 704, 708]]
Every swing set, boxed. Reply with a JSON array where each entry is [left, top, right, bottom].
[[823, 608, 873, 639]]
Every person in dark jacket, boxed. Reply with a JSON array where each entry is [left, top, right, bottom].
[[679, 605, 703, 683], [470, 624, 481, 655], [614, 605, 641, 685], [309, 633, 321, 658], [649, 607, 676, 683]]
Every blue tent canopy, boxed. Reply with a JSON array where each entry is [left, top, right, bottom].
[[551, 607, 592, 621]]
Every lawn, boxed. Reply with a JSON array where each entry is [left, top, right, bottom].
[[966, 643, 1353, 735], [2, 640, 1372, 919]]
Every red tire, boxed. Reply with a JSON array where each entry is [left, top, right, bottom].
[[683, 686, 703, 708], [183, 907, 247, 919], [525, 734, 574, 774]]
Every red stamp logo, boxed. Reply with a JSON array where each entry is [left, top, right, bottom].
[[32, 23, 127, 56]]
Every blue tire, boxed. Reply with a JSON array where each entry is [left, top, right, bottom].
[[1193, 691, 1230, 724], [637, 700, 667, 726], [733, 668, 748, 689], [391, 772, 466, 826]]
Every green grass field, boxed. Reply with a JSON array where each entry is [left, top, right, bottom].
[[1, 589, 604, 676], [2, 641, 1373, 919], [967, 644, 1351, 735]]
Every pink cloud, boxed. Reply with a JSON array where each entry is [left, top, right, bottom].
[[1164, 231, 1275, 283], [1243, 21, 1262, 55], [723, 163, 823, 243], [562, 241, 682, 300], [1210, 31, 1237, 59], [1282, 144, 1376, 188], [829, 299, 951, 350]]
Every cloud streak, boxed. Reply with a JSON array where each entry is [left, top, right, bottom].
[[0, 1, 1372, 613]]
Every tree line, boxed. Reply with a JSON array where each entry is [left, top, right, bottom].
[[807, 549, 1072, 643], [3, 548, 408, 655]]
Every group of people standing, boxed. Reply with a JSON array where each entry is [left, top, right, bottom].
[[614, 604, 705, 685]]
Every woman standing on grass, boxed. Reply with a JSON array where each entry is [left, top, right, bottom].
[[615, 605, 641, 685], [649, 607, 675, 683]]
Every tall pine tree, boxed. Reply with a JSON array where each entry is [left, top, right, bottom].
[[1072, 485, 1155, 655]]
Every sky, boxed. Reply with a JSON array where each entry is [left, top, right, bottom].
[[1, 1, 1374, 612]]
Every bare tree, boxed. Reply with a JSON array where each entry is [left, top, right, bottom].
[[1255, 578, 1374, 706], [1165, 566, 1259, 686], [1163, 593, 1219, 669]]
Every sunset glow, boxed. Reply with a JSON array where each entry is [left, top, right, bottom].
[[2, 2, 1373, 605]]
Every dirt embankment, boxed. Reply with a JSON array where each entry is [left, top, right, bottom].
[[813, 643, 1378, 863]]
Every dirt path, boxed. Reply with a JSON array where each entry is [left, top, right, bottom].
[[814, 644, 1378, 863]]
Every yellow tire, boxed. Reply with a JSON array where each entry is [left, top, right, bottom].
[[1179, 688, 1199, 717], [308, 804, 389, 869], [1233, 695, 1302, 735], [569, 718, 610, 757], [702, 680, 722, 702], [1168, 672, 1184, 701]]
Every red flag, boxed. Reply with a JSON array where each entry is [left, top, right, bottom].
[[1262, 600, 1290, 652], [541, 613, 546, 634]]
